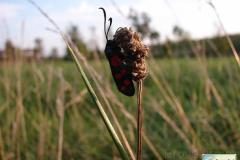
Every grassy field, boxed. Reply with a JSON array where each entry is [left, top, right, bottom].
[[0, 57, 239, 160]]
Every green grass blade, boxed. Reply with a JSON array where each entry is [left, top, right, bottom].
[[66, 42, 130, 160], [27, 0, 130, 159]]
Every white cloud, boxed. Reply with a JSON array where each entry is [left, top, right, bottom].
[[0, 3, 23, 19]]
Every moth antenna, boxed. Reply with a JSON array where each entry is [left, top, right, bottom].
[[99, 7, 108, 40], [107, 18, 112, 38]]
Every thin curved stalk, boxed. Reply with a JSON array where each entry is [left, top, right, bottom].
[[27, 0, 130, 159], [137, 80, 143, 160]]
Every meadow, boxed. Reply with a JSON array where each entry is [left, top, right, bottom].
[[0, 57, 239, 160]]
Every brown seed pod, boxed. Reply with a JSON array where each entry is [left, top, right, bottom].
[[113, 27, 149, 81]]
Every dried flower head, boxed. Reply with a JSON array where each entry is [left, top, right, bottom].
[[113, 27, 149, 81]]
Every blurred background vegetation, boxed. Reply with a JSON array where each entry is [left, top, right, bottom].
[[0, 1, 240, 160]]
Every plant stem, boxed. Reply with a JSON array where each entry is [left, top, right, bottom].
[[208, 1, 240, 67], [137, 80, 143, 160]]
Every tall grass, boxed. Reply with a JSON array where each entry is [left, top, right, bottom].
[[0, 57, 239, 159]]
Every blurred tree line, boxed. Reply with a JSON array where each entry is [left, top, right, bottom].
[[64, 25, 101, 60], [0, 38, 44, 61], [150, 32, 240, 58], [2, 9, 238, 61], [64, 25, 88, 60], [64, 9, 240, 60], [128, 9, 239, 58]]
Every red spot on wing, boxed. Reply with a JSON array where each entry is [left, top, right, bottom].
[[114, 69, 126, 80], [123, 79, 131, 86], [114, 73, 122, 79], [110, 55, 121, 67], [120, 69, 126, 75]]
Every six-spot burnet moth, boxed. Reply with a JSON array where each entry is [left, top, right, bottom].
[[99, 7, 135, 96]]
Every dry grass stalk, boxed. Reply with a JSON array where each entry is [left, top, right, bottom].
[[208, 1, 240, 67], [32, 63, 44, 109], [12, 58, 26, 154], [149, 65, 202, 154], [56, 70, 67, 160], [191, 42, 240, 140], [0, 130, 5, 160], [65, 89, 88, 109], [2, 62, 11, 108], [93, 84, 136, 159], [106, 91, 163, 160], [199, 117, 227, 150], [79, 61, 135, 159], [37, 115, 47, 160], [151, 99, 198, 155], [46, 66, 53, 105], [136, 81, 143, 160]]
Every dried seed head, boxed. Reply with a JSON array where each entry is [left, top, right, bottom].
[[113, 27, 149, 81], [132, 58, 147, 81], [114, 27, 149, 58]]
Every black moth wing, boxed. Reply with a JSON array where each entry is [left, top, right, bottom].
[[113, 65, 135, 96], [104, 40, 135, 96]]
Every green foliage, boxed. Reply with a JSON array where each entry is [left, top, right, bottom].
[[172, 25, 190, 40], [151, 34, 240, 57], [0, 58, 239, 159]]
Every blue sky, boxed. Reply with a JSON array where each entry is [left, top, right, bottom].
[[1, 0, 240, 56]]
